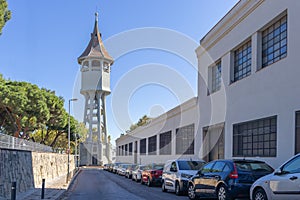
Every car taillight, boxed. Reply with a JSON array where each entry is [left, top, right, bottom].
[[229, 164, 238, 179]]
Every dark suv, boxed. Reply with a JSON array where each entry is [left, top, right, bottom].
[[187, 159, 274, 200]]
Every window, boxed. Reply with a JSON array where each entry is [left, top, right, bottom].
[[148, 135, 157, 155], [176, 124, 195, 155], [233, 116, 277, 157], [129, 142, 133, 156], [262, 15, 287, 68], [282, 155, 300, 174], [233, 40, 251, 82], [121, 145, 124, 156], [209, 61, 221, 94], [201, 162, 215, 173], [125, 144, 128, 156], [140, 139, 146, 155], [211, 161, 226, 172], [295, 111, 300, 154], [159, 131, 172, 155]]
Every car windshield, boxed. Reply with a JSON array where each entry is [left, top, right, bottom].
[[178, 161, 205, 170], [235, 162, 273, 172], [139, 166, 146, 170]]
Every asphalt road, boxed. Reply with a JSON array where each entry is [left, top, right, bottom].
[[63, 168, 187, 200]]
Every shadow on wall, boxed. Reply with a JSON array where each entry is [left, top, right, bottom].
[[0, 148, 75, 199]]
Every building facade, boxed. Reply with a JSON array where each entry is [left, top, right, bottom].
[[116, 0, 300, 168], [116, 98, 199, 165]]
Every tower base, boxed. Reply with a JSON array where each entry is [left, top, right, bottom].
[[79, 141, 110, 166]]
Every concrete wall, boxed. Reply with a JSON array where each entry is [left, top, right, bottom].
[[0, 148, 75, 199]]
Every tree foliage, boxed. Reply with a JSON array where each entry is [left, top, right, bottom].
[[128, 115, 151, 132], [0, 75, 87, 150], [0, 0, 11, 35]]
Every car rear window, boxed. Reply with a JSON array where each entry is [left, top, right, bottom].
[[235, 162, 273, 172], [178, 161, 205, 170], [153, 165, 164, 170]]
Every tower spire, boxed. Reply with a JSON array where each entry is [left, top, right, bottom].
[[77, 13, 113, 65], [95, 12, 99, 22]]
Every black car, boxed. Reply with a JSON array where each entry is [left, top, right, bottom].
[[187, 159, 274, 200]]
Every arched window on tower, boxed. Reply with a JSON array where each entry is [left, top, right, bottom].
[[103, 62, 110, 73], [81, 61, 89, 71], [92, 60, 100, 71]]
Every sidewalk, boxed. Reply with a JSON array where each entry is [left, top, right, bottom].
[[16, 175, 69, 200], [18, 168, 82, 200]]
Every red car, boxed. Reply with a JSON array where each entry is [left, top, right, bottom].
[[141, 163, 164, 187]]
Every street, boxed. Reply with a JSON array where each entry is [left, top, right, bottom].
[[63, 168, 187, 200]]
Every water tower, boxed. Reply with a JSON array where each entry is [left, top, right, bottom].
[[78, 13, 113, 165]]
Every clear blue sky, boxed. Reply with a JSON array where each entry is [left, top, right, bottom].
[[0, 0, 238, 143]]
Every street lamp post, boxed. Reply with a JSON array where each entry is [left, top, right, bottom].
[[67, 98, 77, 183]]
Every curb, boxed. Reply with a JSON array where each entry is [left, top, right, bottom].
[[56, 168, 82, 200]]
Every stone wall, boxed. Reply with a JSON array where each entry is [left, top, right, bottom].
[[0, 148, 75, 199]]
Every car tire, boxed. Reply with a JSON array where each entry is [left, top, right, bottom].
[[162, 181, 167, 192], [217, 185, 231, 200], [147, 177, 152, 187], [188, 184, 197, 200], [175, 181, 181, 196], [253, 188, 268, 200]]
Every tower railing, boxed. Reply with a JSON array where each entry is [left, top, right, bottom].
[[0, 132, 53, 152]]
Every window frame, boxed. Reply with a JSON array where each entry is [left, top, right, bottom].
[[148, 135, 157, 155], [176, 124, 195, 155], [261, 14, 287, 68], [233, 116, 277, 157], [208, 61, 222, 95], [232, 40, 252, 82]]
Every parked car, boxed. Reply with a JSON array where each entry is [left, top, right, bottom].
[[141, 163, 164, 187], [117, 163, 131, 176], [112, 162, 123, 173], [132, 165, 147, 182], [125, 164, 137, 179], [250, 153, 300, 200], [187, 159, 274, 200], [162, 159, 206, 195]]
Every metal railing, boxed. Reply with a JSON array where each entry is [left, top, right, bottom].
[[0, 132, 53, 152]]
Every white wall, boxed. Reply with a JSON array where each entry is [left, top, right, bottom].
[[115, 97, 200, 165], [197, 0, 300, 168]]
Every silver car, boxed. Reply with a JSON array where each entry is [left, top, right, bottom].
[[162, 159, 205, 195], [250, 153, 300, 200], [132, 165, 146, 182]]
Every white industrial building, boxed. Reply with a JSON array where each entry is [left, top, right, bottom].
[[116, 0, 300, 168]]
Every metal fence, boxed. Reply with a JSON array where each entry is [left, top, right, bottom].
[[0, 132, 53, 152]]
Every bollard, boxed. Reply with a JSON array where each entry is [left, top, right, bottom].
[[11, 182, 16, 200], [41, 179, 45, 199]]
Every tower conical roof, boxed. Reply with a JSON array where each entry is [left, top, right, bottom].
[[78, 13, 113, 64]]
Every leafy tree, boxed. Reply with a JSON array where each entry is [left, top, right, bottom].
[[0, 0, 11, 35], [128, 115, 151, 132], [0, 75, 88, 150]]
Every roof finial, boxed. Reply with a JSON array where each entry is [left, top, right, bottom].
[[95, 11, 99, 22]]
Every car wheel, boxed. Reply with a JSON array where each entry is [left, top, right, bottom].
[[175, 182, 181, 196], [147, 177, 152, 187], [217, 185, 231, 200], [162, 181, 167, 192], [253, 188, 268, 200], [188, 184, 197, 200]]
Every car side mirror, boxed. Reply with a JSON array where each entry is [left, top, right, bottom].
[[274, 169, 283, 176]]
